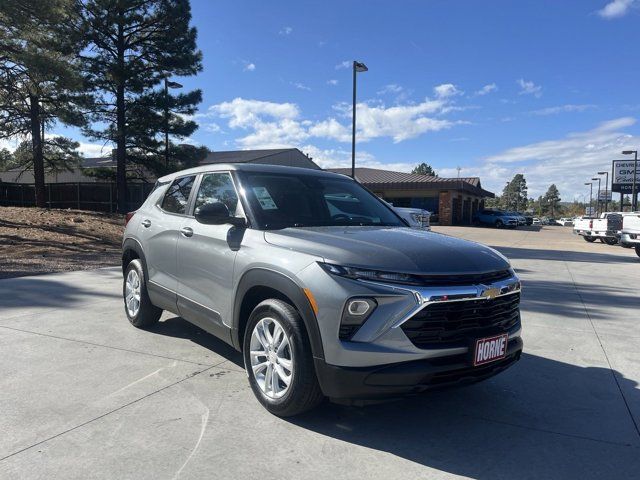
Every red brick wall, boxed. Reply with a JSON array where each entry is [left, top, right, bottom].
[[438, 191, 452, 225]]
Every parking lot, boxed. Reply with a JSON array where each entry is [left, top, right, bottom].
[[1, 225, 639, 480]]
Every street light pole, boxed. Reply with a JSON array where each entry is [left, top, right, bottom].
[[164, 77, 183, 170], [597, 171, 609, 213], [591, 177, 601, 216], [622, 150, 638, 211], [351, 61, 368, 179], [584, 182, 593, 216]]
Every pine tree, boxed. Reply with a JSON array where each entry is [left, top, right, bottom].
[[9, 138, 81, 178], [0, 0, 86, 207], [501, 174, 528, 211], [544, 184, 561, 217], [411, 162, 437, 176], [81, 0, 204, 212]]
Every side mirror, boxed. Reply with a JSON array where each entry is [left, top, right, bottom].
[[194, 202, 246, 227]]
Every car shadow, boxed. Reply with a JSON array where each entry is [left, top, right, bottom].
[[286, 353, 640, 479], [149, 316, 244, 368]]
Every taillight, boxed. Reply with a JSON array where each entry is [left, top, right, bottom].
[[589, 220, 593, 229], [125, 211, 136, 226]]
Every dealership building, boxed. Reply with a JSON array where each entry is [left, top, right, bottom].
[[328, 167, 494, 225]]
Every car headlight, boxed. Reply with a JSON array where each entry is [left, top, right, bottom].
[[318, 262, 421, 285]]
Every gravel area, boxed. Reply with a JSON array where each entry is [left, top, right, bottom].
[[0, 207, 123, 279]]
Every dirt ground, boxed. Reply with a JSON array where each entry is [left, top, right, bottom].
[[0, 207, 124, 279]]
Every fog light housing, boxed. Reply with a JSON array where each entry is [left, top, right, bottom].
[[339, 298, 377, 341]]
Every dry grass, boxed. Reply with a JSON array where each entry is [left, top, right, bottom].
[[0, 207, 124, 279]]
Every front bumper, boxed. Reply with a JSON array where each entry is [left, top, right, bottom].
[[621, 232, 640, 245], [315, 337, 523, 400]]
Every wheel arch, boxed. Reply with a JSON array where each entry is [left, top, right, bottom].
[[122, 238, 148, 278], [232, 268, 324, 360]]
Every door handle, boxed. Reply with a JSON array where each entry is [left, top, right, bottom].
[[180, 226, 194, 237], [141, 219, 151, 228]]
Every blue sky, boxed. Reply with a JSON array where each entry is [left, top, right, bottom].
[[12, 0, 640, 199]]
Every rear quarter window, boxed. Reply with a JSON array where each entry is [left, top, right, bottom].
[[160, 175, 196, 214]]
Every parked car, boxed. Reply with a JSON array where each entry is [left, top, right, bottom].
[[122, 164, 523, 416], [573, 213, 623, 244], [392, 206, 431, 231], [557, 217, 574, 227], [620, 213, 640, 257], [522, 214, 534, 226], [473, 209, 519, 228]]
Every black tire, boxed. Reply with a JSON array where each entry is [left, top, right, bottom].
[[243, 299, 324, 417], [636, 245, 640, 258], [603, 237, 618, 246], [495, 220, 503, 228], [583, 236, 596, 243], [620, 241, 633, 249], [123, 259, 162, 328]]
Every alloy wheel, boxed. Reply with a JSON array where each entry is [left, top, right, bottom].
[[249, 317, 293, 399], [125, 269, 141, 317]]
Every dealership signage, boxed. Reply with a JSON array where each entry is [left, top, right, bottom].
[[612, 160, 640, 193], [597, 190, 612, 201]]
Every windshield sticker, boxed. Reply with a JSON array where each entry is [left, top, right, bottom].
[[252, 186, 278, 210]]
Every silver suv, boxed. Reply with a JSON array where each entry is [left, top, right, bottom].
[[122, 163, 522, 416]]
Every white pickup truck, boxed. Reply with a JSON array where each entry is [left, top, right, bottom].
[[620, 213, 640, 257], [573, 212, 624, 245]]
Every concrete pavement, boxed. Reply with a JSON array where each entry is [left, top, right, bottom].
[[1, 225, 639, 479]]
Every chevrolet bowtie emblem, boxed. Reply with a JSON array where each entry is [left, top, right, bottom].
[[481, 287, 500, 299]]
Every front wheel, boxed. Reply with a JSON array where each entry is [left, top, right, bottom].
[[636, 245, 640, 258], [603, 237, 618, 246], [243, 299, 323, 417], [495, 220, 504, 228], [583, 236, 596, 243]]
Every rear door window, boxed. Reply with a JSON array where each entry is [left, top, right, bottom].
[[161, 175, 196, 215]]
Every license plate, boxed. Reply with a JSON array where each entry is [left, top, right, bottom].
[[473, 334, 509, 366]]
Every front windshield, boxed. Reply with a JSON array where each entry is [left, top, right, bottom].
[[237, 171, 405, 229]]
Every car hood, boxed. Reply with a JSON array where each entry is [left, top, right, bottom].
[[264, 226, 510, 275]]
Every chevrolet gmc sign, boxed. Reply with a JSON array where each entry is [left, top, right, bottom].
[[612, 160, 640, 193]]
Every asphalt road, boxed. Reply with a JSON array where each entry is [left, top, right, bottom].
[[1, 225, 639, 479]]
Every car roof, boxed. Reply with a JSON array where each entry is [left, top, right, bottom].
[[157, 163, 348, 183]]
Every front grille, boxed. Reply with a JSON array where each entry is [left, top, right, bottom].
[[401, 292, 520, 348], [413, 269, 512, 287]]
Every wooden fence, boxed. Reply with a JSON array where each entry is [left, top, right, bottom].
[[0, 182, 155, 213]]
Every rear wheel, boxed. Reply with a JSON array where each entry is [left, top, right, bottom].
[[123, 259, 162, 328], [243, 299, 323, 417], [495, 220, 503, 228], [583, 236, 596, 243], [603, 237, 618, 246], [636, 245, 640, 258]]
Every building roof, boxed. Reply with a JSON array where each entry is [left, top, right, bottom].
[[201, 148, 320, 169], [328, 167, 493, 197]]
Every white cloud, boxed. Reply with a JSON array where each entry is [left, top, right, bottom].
[[206, 87, 467, 150], [480, 117, 638, 198], [434, 83, 463, 98], [307, 118, 351, 142], [279, 26, 293, 35], [475, 83, 498, 96], [243, 62, 256, 72], [327, 79, 339, 86], [377, 84, 404, 95], [204, 123, 222, 133], [598, 0, 637, 19], [210, 98, 299, 129], [78, 142, 110, 157], [530, 104, 596, 116], [291, 82, 311, 91], [335, 60, 351, 70], [517, 78, 542, 98]]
